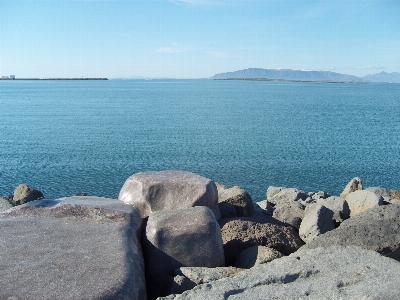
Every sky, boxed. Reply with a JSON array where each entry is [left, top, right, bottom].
[[0, 0, 399, 79]]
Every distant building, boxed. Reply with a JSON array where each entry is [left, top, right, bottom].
[[2, 75, 9, 79], [10, 75, 15, 79]]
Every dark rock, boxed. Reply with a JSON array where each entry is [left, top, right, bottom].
[[302, 205, 400, 261], [234, 245, 284, 269], [219, 202, 237, 219], [118, 170, 220, 220], [12, 183, 44, 205], [0, 196, 146, 300], [218, 186, 254, 217], [143, 206, 224, 299], [219, 216, 304, 266]]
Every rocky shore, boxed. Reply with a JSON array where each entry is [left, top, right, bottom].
[[1, 171, 400, 299]]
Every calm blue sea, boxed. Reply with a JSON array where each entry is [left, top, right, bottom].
[[0, 79, 399, 201]]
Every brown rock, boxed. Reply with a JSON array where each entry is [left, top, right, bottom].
[[12, 184, 44, 205], [219, 216, 304, 266], [390, 189, 400, 200]]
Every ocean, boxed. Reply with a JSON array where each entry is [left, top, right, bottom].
[[0, 79, 399, 202]]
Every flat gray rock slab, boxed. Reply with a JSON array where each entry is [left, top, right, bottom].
[[302, 204, 400, 261], [161, 246, 400, 300], [119, 170, 220, 220], [177, 266, 244, 285], [144, 206, 224, 298], [0, 196, 146, 300]]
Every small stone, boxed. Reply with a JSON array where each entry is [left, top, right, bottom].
[[12, 184, 44, 205]]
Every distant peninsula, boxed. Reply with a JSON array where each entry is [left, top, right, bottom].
[[211, 68, 400, 83]]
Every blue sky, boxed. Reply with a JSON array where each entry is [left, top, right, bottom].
[[0, 0, 399, 78]]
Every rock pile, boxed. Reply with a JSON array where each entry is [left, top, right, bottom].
[[1, 174, 400, 299]]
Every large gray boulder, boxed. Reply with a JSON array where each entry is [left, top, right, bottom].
[[316, 196, 350, 225], [302, 205, 400, 261], [118, 170, 220, 220], [219, 216, 304, 266], [299, 204, 335, 243], [234, 245, 284, 269], [143, 206, 224, 299], [366, 187, 392, 200], [272, 201, 305, 229], [218, 186, 254, 217], [161, 246, 400, 300], [340, 177, 362, 199], [0, 196, 146, 300], [0, 196, 14, 212], [267, 187, 307, 206], [345, 189, 383, 216], [12, 183, 44, 205]]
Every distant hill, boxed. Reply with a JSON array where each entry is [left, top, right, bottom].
[[362, 71, 400, 83], [211, 68, 362, 82]]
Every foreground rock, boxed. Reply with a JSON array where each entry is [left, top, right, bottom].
[[12, 183, 44, 205], [144, 206, 224, 299], [345, 189, 383, 216], [302, 205, 400, 261], [119, 170, 220, 220], [0, 196, 146, 300], [219, 216, 303, 265], [218, 186, 254, 217], [161, 246, 400, 299]]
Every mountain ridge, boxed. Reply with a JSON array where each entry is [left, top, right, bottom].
[[211, 68, 400, 83]]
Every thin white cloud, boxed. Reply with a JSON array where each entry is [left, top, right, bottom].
[[155, 43, 198, 53], [352, 66, 386, 70]]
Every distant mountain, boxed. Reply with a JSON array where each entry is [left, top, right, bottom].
[[362, 72, 400, 83], [211, 68, 363, 82]]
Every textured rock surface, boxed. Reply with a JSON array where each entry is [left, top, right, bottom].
[[267, 187, 307, 206], [0, 196, 146, 300], [143, 206, 224, 298], [234, 245, 284, 268], [218, 186, 254, 217], [12, 183, 44, 205], [365, 187, 391, 200], [118, 170, 220, 220], [345, 189, 383, 216], [272, 201, 305, 229], [219, 216, 303, 265], [340, 177, 362, 199], [391, 189, 400, 200], [302, 205, 400, 261], [0, 197, 14, 212], [299, 204, 335, 243], [161, 246, 400, 300], [316, 196, 350, 225], [177, 266, 244, 285]]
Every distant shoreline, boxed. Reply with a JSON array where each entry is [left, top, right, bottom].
[[0, 78, 108, 81], [214, 78, 369, 84]]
